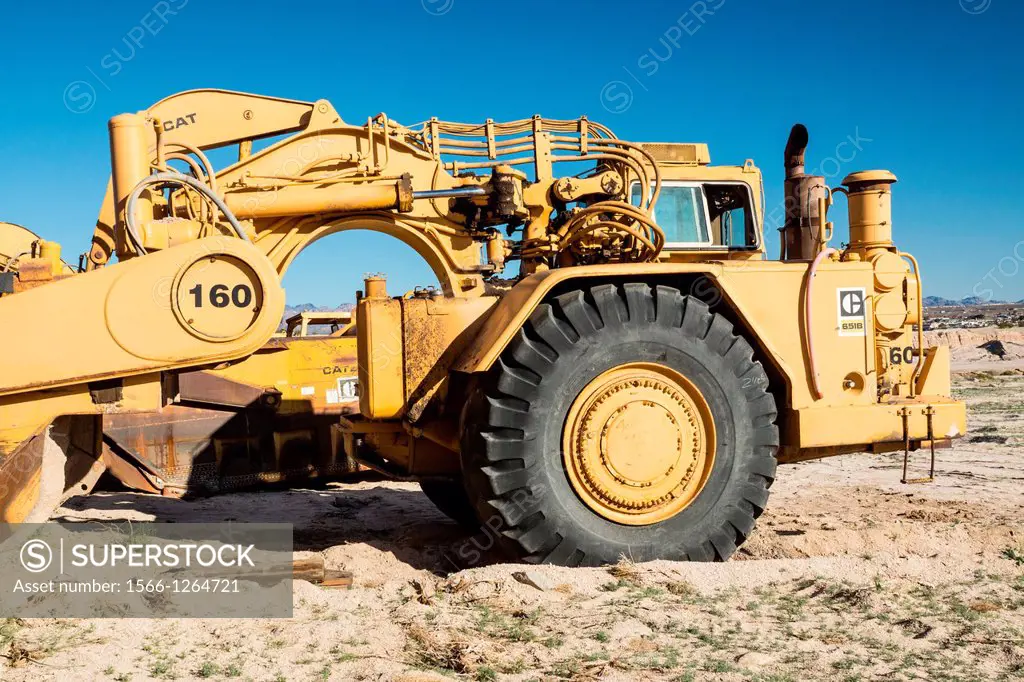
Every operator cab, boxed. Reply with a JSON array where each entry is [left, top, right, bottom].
[[633, 142, 763, 256]]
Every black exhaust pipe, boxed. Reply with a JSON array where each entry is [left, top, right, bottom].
[[784, 123, 809, 179], [782, 124, 824, 261]]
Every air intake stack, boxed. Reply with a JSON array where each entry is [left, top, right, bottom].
[[841, 170, 898, 260]]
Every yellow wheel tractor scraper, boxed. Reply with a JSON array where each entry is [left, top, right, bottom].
[[0, 90, 965, 564]]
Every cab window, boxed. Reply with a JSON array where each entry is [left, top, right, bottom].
[[705, 184, 756, 248], [631, 183, 709, 245], [631, 181, 757, 249]]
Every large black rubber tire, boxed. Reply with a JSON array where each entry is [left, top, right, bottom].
[[461, 283, 779, 566], [419, 479, 480, 527]]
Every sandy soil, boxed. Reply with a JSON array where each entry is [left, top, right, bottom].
[[2, 371, 1022, 681], [926, 327, 1024, 371]]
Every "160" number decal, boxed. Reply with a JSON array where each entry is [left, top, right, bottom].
[[188, 283, 253, 308]]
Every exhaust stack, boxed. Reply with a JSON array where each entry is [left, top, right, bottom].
[[781, 124, 826, 261]]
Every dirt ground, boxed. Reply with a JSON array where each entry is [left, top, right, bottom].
[[2, 370, 1022, 681]]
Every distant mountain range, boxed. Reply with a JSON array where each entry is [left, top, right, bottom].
[[280, 303, 355, 328], [923, 296, 1024, 307], [283, 302, 355, 317]]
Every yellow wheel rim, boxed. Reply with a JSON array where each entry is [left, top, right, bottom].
[[562, 362, 716, 526]]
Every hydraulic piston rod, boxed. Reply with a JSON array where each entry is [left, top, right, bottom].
[[411, 187, 488, 200]]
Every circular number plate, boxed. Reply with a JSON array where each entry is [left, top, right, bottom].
[[174, 255, 263, 341]]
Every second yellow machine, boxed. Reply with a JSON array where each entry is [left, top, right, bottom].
[[0, 90, 964, 565]]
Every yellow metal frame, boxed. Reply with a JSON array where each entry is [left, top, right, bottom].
[[0, 90, 966, 524]]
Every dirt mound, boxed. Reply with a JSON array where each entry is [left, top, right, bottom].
[[925, 327, 1024, 349], [926, 328, 1024, 369]]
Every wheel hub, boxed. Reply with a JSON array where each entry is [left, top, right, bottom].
[[563, 363, 715, 525]]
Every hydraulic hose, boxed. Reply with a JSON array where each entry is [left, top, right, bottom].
[[125, 172, 250, 256], [804, 247, 839, 400]]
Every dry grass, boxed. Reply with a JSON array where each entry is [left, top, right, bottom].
[[404, 623, 484, 676], [607, 557, 643, 585]]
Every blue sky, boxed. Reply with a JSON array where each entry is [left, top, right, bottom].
[[1, 0, 1021, 304]]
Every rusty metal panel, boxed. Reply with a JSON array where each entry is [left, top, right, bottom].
[[103, 403, 359, 496], [0, 430, 45, 522], [402, 295, 496, 421], [178, 370, 266, 407]]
